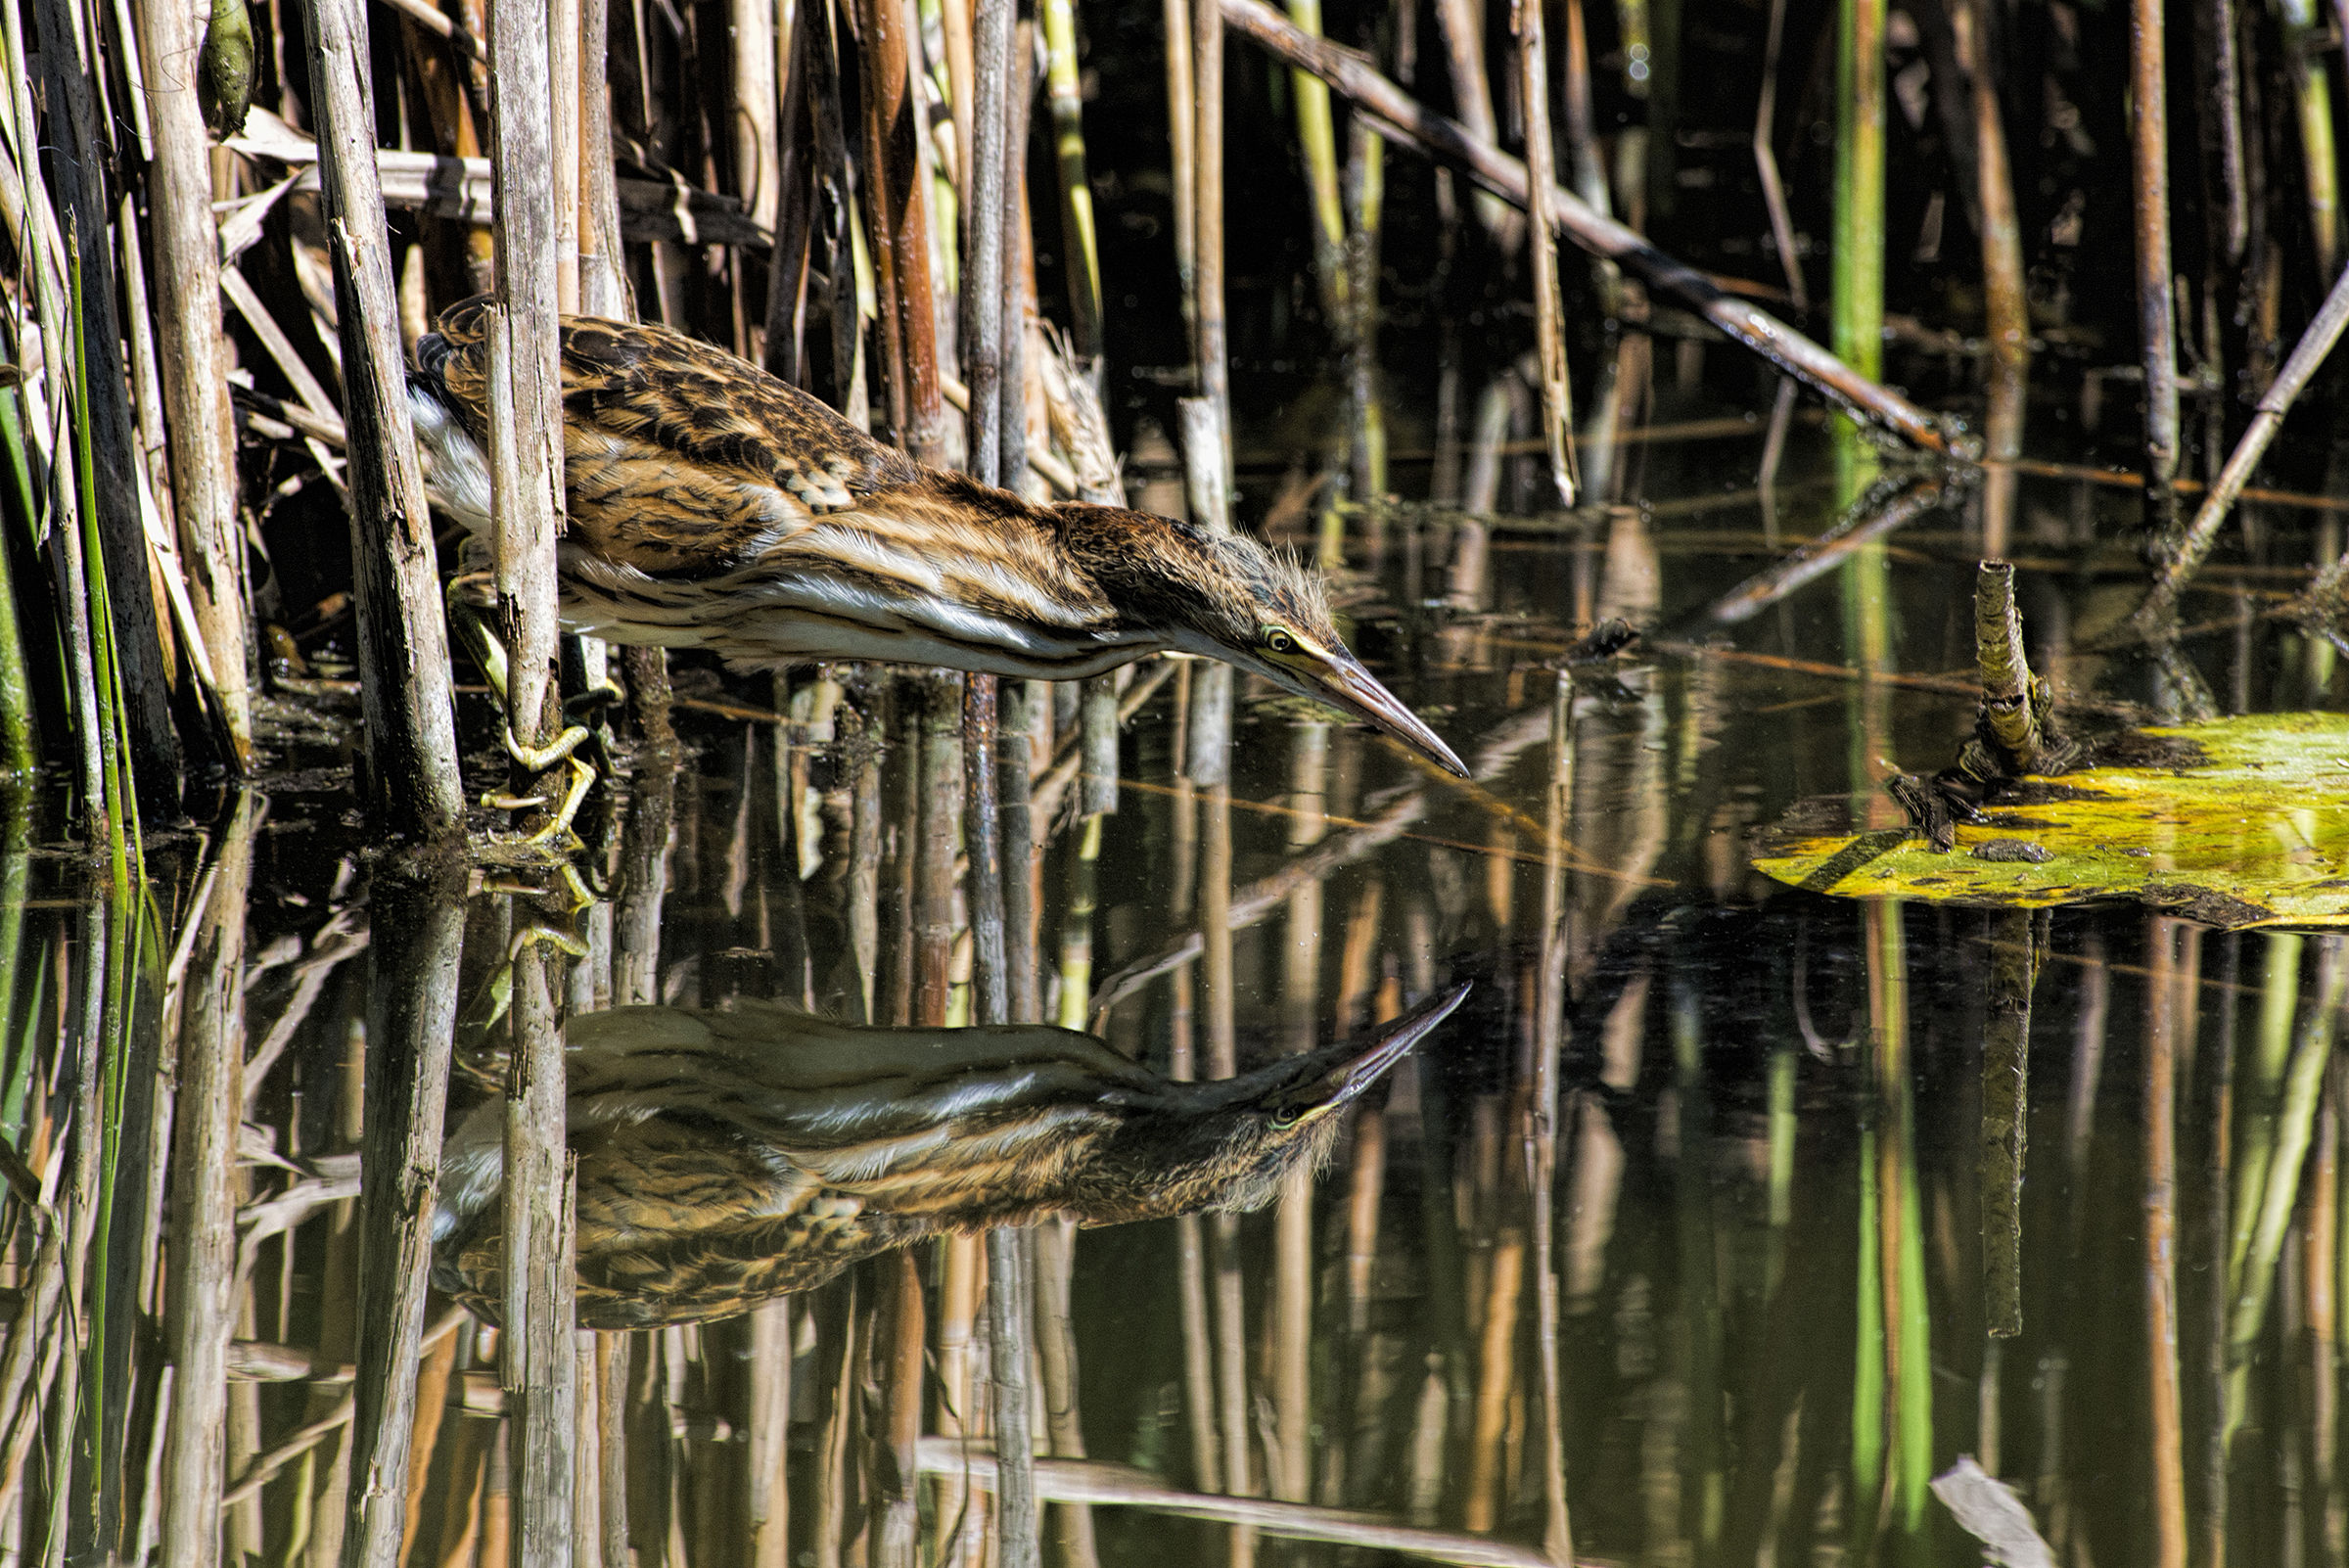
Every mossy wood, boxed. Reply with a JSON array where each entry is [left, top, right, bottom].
[[1753, 713, 2349, 929]]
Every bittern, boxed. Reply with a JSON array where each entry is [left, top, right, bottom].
[[406, 295, 1466, 824], [434, 982, 1469, 1328]]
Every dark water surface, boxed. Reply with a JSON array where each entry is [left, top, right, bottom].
[[8, 394, 2339, 1566]]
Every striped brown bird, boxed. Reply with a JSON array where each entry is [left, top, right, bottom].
[[433, 982, 1468, 1328], [406, 296, 1466, 781]]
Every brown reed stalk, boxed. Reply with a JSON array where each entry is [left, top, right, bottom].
[[872, 1254, 926, 1566], [1515, 0, 1576, 506], [1956, 0, 2026, 557], [1527, 671, 1573, 1565], [33, 0, 183, 793], [748, 1305, 790, 1568], [1220, 0, 1960, 456], [503, 940, 577, 1561], [299, 0, 467, 838], [1192, 0, 1230, 442], [860, 0, 946, 460], [343, 851, 466, 1568], [966, 0, 1015, 483], [133, 0, 251, 767], [486, 0, 571, 811], [2144, 918, 2188, 1568], [1033, 1220, 1101, 1568], [156, 800, 253, 1565], [2131, 0, 2179, 536]]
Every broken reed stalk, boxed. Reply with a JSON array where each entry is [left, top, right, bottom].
[[2130, 0, 2180, 533], [133, 0, 252, 768], [299, 0, 465, 840], [342, 853, 465, 1568], [1973, 562, 2051, 775], [1981, 909, 2039, 1340], [1513, 0, 1574, 506], [2143, 256, 2349, 629], [1218, 0, 1958, 456]]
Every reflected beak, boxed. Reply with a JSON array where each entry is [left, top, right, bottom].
[[1307, 981, 1474, 1113], [1282, 648, 1469, 778]]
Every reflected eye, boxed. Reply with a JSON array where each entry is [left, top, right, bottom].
[[1264, 627, 1300, 657]]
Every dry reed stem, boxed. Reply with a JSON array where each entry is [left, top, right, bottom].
[[501, 943, 577, 1563], [158, 798, 253, 1566], [2143, 919, 2188, 1568], [343, 852, 465, 1568], [918, 1443, 1566, 1566], [1514, 0, 1575, 506], [133, 0, 251, 765], [2130, 0, 2179, 532], [1221, 0, 1960, 456], [299, 0, 465, 837]]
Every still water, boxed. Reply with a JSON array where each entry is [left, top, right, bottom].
[[4, 393, 2337, 1566]]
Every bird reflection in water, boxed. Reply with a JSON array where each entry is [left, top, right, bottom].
[[434, 983, 1470, 1328]]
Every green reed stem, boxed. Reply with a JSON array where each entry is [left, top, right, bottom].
[[68, 240, 134, 874], [1041, 0, 1103, 360], [0, 394, 40, 776], [1282, 0, 1348, 322], [2280, 0, 2340, 278]]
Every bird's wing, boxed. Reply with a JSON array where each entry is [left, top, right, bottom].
[[419, 296, 927, 575]]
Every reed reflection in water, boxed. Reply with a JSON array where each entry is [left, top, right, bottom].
[[0, 450, 2345, 1566]]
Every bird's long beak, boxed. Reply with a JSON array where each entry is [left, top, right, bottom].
[[1278, 647, 1469, 778], [1303, 981, 1474, 1114]]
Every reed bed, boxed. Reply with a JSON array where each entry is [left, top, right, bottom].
[[2, 0, 2349, 1562]]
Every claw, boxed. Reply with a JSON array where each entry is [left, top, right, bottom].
[[518, 757, 596, 847]]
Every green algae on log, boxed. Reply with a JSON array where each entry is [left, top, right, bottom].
[[1753, 712, 2349, 930]]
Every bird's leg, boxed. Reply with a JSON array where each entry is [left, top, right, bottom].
[[446, 570, 597, 844]]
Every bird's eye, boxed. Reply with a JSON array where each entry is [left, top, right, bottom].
[[1264, 626, 1299, 656], [1268, 1108, 1301, 1130]]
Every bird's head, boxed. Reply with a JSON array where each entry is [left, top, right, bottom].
[[1057, 505, 1468, 776], [1086, 982, 1472, 1218]]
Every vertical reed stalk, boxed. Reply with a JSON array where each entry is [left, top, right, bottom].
[[2280, 0, 2339, 277], [1283, 0, 1349, 322], [966, 0, 1014, 482], [1832, 0, 1886, 466], [967, 674, 1008, 1028], [343, 852, 465, 1568], [1192, 0, 1230, 441], [2145, 918, 2188, 1568], [1516, 0, 1576, 505], [1166, 0, 1198, 325], [1980, 909, 2038, 1340], [157, 799, 253, 1567], [134, 0, 251, 767], [2131, 0, 2179, 534], [34, 0, 182, 795], [1041, 0, 1104, 357], [304, 0, 465, 837], [1955, 0, 2025, 556], [986, 1225, 1037, 1568], [503, 942, 577, 1564], [1430, 0, 1517, 245], [861, 0, 946, 459], [1529, 670, 1574, 1564], [487, 0, 570, 803]]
